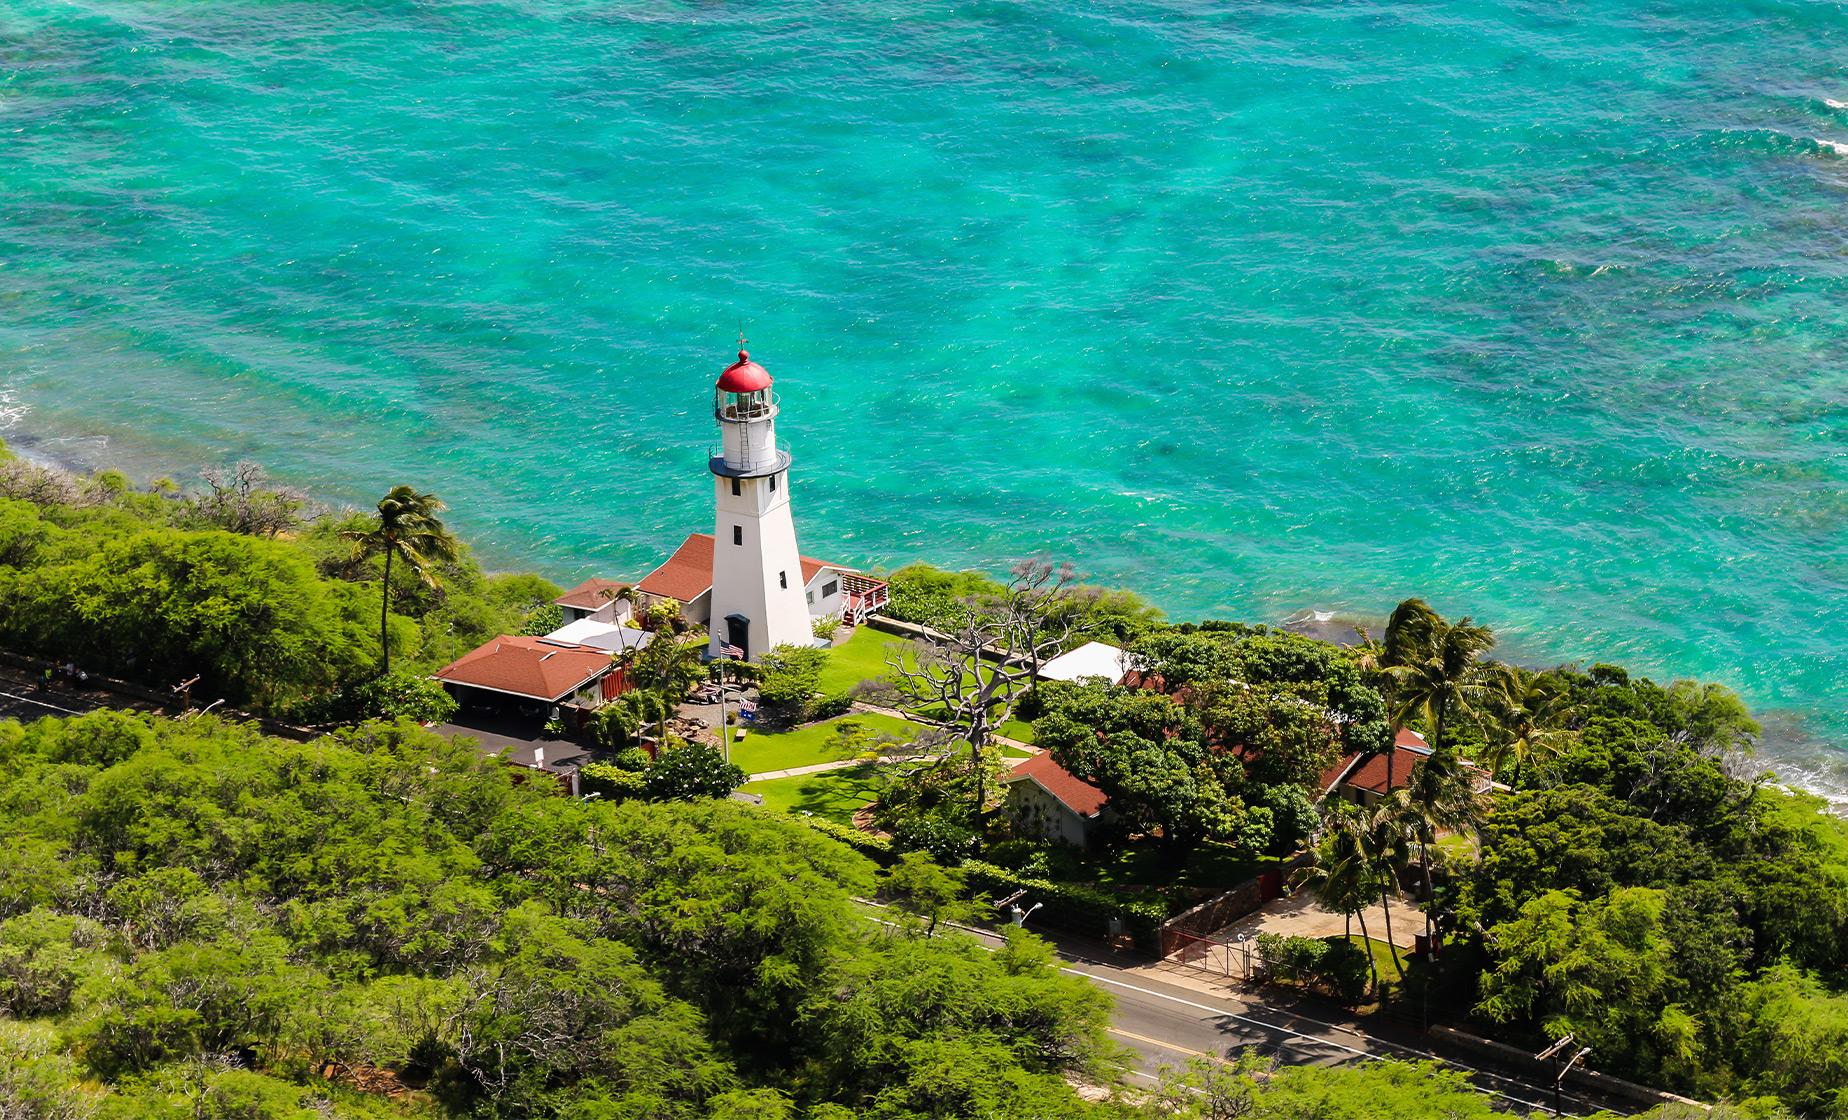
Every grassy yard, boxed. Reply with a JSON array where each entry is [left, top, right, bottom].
[[1435, 833, 1478, 864], [741, 762, 883, 825], [730, 712, 924, 776], [817, 626, 914, 696], [1345, 934, 1412, 998], [1051, 840, 1268, 893], [997, 717, 1037, 745]]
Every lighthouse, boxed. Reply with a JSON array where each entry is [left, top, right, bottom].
[[707, 348, 814, 661]]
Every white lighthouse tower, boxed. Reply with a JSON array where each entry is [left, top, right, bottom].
[[707, 347, 814, 662]]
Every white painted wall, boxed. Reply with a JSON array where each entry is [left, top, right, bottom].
[[710, 394, 813, 661], [718, 411, 780, 473], [804, 569, 846, 618]]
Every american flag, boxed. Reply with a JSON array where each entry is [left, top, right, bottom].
[[719, 643, 743, 659]]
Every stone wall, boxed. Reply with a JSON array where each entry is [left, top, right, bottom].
[[1157, 853, 1312, 956]]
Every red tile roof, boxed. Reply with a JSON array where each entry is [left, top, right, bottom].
[[637, 534, 715, 602], [1006, 753, 1109, 818], [1326, 729, 1435, 797], [555, 577, 630, 611], [1318, 730, 1434, 797], [435, 635, 612, 702], [636, 532, 860, 603]]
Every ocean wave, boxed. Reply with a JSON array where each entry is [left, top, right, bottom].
[[1280, 607, 1377, 647], [0, 389, 26, 431], [1682, 126, 1848, 161]]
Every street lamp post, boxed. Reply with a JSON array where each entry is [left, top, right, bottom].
[[1535, 1035, 1589, 1116]]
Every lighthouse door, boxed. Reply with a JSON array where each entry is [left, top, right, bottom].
[[724, 614, 750, 661]]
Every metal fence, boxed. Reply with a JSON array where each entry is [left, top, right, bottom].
[[1165, 929, 1260, 981]]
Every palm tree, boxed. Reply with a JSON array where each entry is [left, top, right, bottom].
[[1358, 799, 1413, 983], [1376, 599, 1442, 791], [1382, 601, 1497, 760], [1485, 668, 1579, 788], [1349, 625, 1384, 674], [1396, 746, 1486, 948], [627, 628, 708, 746], [345, 486, 459, 677], [1291, 805, 1386, 995]]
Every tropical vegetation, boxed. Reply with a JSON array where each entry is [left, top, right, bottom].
[[5, 445, 1847, 1116], [0, 448, 558, 720]]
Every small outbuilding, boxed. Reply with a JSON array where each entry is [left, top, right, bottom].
[[1004, 753, 1110, 848], [554, 578, 635, 625], [543, 617, 654, 655]]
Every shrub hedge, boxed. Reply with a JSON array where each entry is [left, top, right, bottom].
[[1256, 932, 1370, 1004], [789, 819, 1165, 954], [962, 860, 1165, 954]]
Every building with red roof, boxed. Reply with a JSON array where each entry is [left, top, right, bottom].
[[1004, 753, 1111, 848], [1316, 728, 1492, 807], [434, 635, 624, 720], [632, 531, 886, 636], [554, 577, 634, 623]]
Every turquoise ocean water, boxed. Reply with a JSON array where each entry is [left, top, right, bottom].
[[2, 1, 1845, 793]]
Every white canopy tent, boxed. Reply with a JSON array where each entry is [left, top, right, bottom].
[[1036, 641, 1131, 685]]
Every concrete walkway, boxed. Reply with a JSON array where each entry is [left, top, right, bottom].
[[847, 700, 1043, 755], [746, 757, 868, 781], [1215, 891, 1425, 950]]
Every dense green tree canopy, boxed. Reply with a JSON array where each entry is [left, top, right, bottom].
[[0, 468, 559, 719], [0, 711, 1123, 1119]]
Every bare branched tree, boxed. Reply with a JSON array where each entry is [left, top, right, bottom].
[[881, 559, 1078, 835], [193, 461, 311, 537], [0, 458, 83, 507]]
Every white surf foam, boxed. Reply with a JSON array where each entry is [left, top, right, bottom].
[[0, 388, 26, 431]]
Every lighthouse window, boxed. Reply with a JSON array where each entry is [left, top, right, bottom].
[[732, 525, 743, 546], [770, 473, 778, 492], [730, 478, 741, 496], [779, 571, 788, 589]]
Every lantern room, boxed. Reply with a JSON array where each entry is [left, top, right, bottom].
[[714, 350, 776, 421], [711, 349, 787, 478]]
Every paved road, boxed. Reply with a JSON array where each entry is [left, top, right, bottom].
[[945, 920, 1624, 1116], [0, 682, 111, 722]]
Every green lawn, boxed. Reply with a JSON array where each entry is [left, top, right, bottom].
[[1345, 934, 1411, 997], [741, 762, 883, 824], [817, 626, 914, 696], [1435, 833, 1478, 865], [730, 712, 924, 776], [818, 630, 1042, 730]]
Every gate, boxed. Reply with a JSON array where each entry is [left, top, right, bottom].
[[1165, 929, 1258, 981]]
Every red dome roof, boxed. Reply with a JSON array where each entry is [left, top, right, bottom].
[[717, 350, 772, 392]]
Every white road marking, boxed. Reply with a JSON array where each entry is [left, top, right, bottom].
[[0, 690, 86, 716]]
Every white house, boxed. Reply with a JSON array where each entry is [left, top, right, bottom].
[[1004, 753, 1110, 848]]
